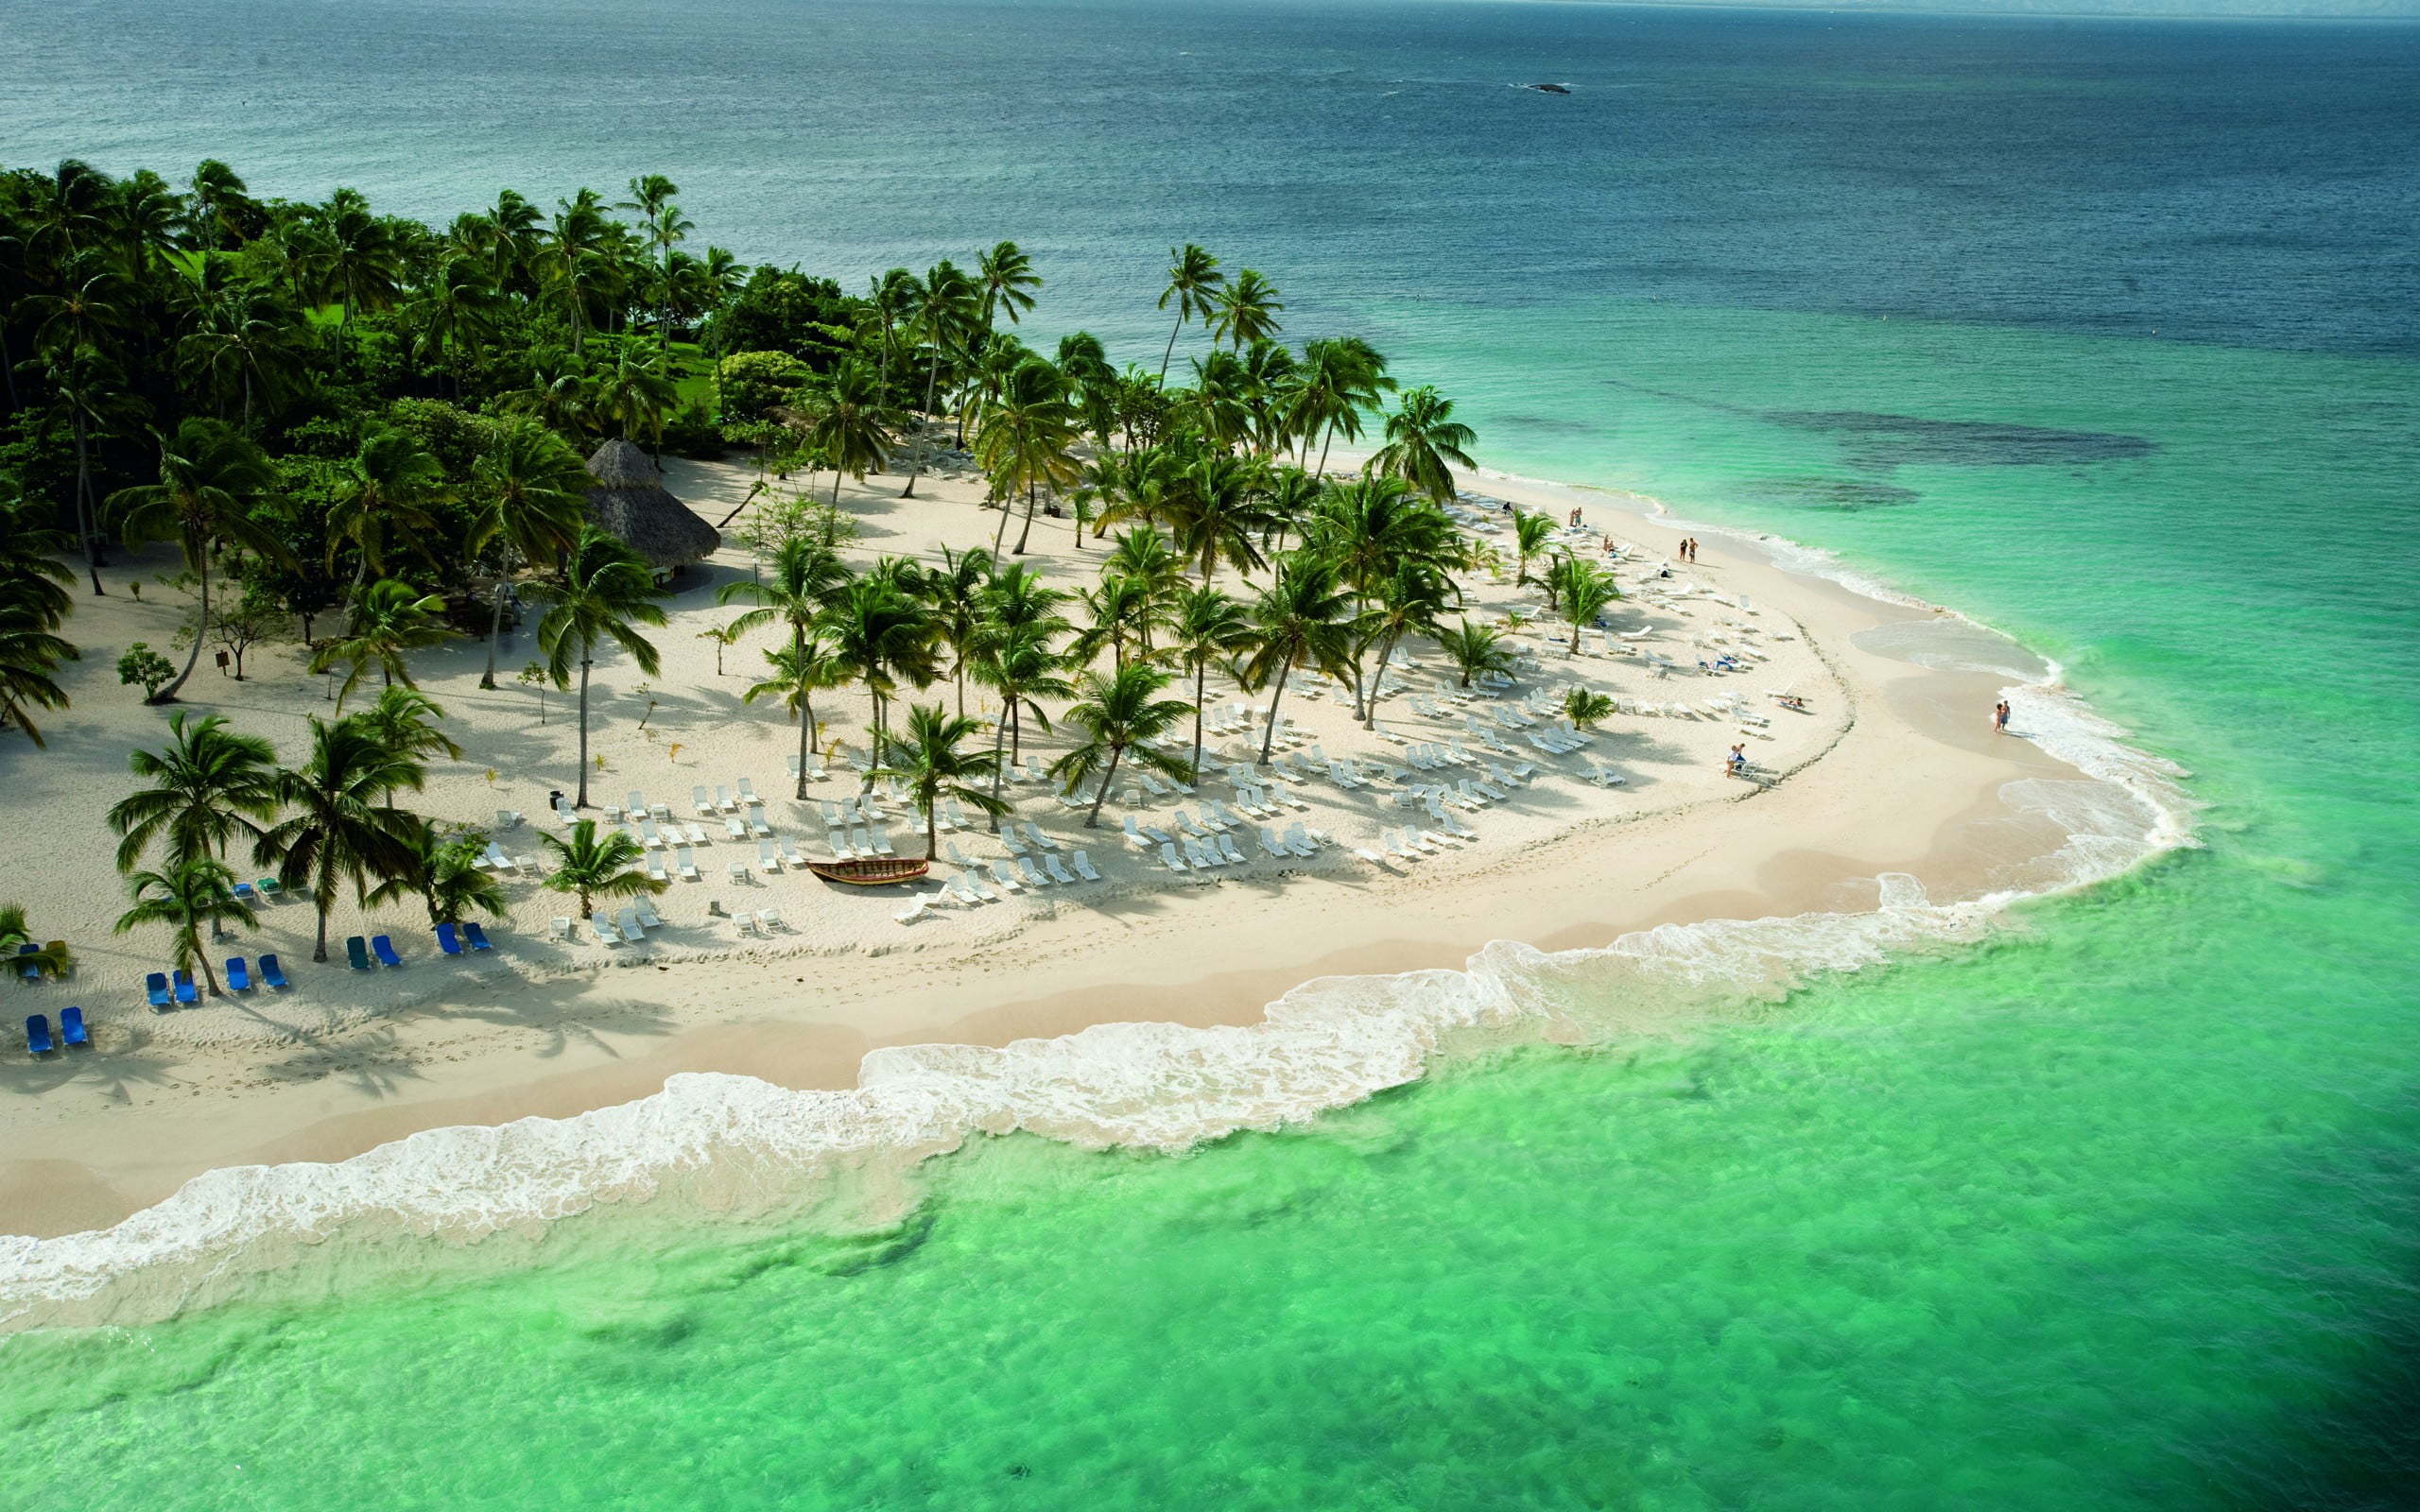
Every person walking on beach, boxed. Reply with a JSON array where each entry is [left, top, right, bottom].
[[1724, 743, 1747, 778], [1994, 700, 2011, 734]]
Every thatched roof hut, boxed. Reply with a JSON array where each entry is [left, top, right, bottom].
[[585, 439, 719, 576]]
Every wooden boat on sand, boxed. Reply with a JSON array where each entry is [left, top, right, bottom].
[[805, 855, 929, 886]]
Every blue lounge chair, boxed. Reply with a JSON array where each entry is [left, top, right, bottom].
[[26, 1015, 52, 1055], [172, 970, 199, 1005], [233, 881, 256, 902], [436, 922, 462, 955], [346, 936, 371, 971], [462, 921, 493, 952], [145, 971, 171, 1009], [372, 935, 402, 968], [60, 1006, 87, 1047], [259, 954, 289, 990], [16, 943, 38, 980], [226, 957, 252, 992]]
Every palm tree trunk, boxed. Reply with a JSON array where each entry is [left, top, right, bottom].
[[199, 950, 222, 996], [574, 648, 594, 806], [792, 627, 813, 795], [987, 711, 1010, 833], [1364, 629, 1402, 730], [1316, 426, 1337, 477], [155, 552, 211, 704], [1159, 314, 1184, 385], [1259, 662, 1293, 765], [1086, 745, 1123, 828], [1012, 482, 1038, 556], [900, 352, 942, 498], [925, 802, 938, 861], [479, 568, 510, 689], [1192, 661, 1208, 774], [73, 411, 103, 595], [312, 890, 332, 963]]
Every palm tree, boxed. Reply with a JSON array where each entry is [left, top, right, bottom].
[[1512, 511, 1557, 589], [1433, 618, 1516, 690], [357, 685, 465, 763], [105, 418, 288, 703], [720, 536, 850, 793], [175, 276, 303, 427], [976, 239, 1042, 336], [1157, 243, 1224, 383], [1545, 555, 1623, 651], [312, 187, 404, 366], [820, 569, 939, 755], [1288, 335, 1392, 473], [107, 710, 282, 873], [254, 715, 426, 962], [618, 175, 690, 356], [1168, 582, 1253, 773], [113, 857, 255, 996], [1071, 573, 1167, 675], [919, 545, 994, 715], [312, 579, 452, 709], [327, 427, 446, 597], [1356, 561, 1458, 725], [0, 603, 74, 747], [898, 260, 975, 498], [1164, 453, 1271, 583], [974, 356, 1080, 555], [1563, 686, 1616, 730], [470, 419, 592, 688], [526, 526, 666, 808], [541, 187, 612, 355], [802, 356, 892, 503], [744, 636, 848, 765], [0, 905, 71, 983], [1242, 557, 1355, 764], [1211, 268, 1284, 352], [401, 253, 503, 396], [1102, 526, 1188, 611], [1369, 386, 1478, 504], [389, 822, 509, 928], [539, 818, 666, 917], [593, 343, 676, 450], [1050, 664, 1197, 827], [874, 704, 1011, 859], [968, 623, 1073, 821]]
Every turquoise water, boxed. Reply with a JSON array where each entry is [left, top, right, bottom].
[[5, 3, 2419, 1505]]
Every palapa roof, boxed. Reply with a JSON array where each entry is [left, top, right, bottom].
[[584, 438, 720, 570]]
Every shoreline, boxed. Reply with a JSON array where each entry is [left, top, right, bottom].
[[0, 459, 2189, 1320]]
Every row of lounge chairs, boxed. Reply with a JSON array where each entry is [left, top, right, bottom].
[[24, 1008, 84, 1054]]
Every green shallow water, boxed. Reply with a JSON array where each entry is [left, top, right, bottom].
[[3, 302, 2415, 1508]]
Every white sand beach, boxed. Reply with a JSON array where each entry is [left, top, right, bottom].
[[0, 458, 2096, 1238]]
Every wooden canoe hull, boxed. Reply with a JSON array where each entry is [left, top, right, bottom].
[[806, 857, 930, 886]]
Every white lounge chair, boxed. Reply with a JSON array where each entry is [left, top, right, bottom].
[[635, 899, 662, 930], [1218, 833, 1247, 865], [646, 853, 668, 883], [757, 906, 782, 932], [516, 853, 538, 874], [757, 839, 780, 873], [989, 860, 1024, 893], [945, 838, 978, 868], [626, 789, 647, 816], [1158, 841, 1188, 873], [943, 798, 972, 831], [1017, 856, 1051, 887], [1120, 816, 1152, 850], [683, 822, 707, 846], [737, 778, 759, 807], [746, 805, 772, 838], [829, 830, 856, 859], [640, 819, 665, 849], [615, 908, 646, 944], [724, 815, 747, 840], [871, 828, 895, 856], [1257, 828, 1288, 859], [591, 912, 618, 945], [694, 785, 715, 816], [676, 847, 699, 882], [715, 784, 735, 813], [550, 916, 573, 940], [781, 837, 806, 868], [1001, 828, 1029, 856], [555, 798, 578, 823], [894, 895, 931, 925], [495, 808, 523, 831], [728, 860, 749, 884]]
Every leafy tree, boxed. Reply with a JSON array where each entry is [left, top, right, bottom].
[[874, 703, 1011, 859], [105, 417, 289, 702], [1211, 267, 1284, 352], [1168, 582, 1253, 773], [390, 822, 509, 927], [974, 356, 1080, 555], [0, 604, 76, 747], [469, 417, 591, 687], [720, 534, 850, 792], [970, 623, 1073, 807], [356, 684, 465, 763], [1512, 510, 1557, 588], [0, 904, 72, 983], [799, 356, 892, 504], [744, 636, 846, 765], [1433, 617, 1516, 690], [117, 643, 176, 699], [1157, 243, 1223, 383], [311, 578, 452, 708], [1544, 554, 1622, 651], [1049, 663, 1196, 828], [819, 567, 939, 753], [108, 710, 282, 873], [1563, 686, 1616, 730], [1242, 557, 1355, 764], [540, 818, 666, 917], [256, 713, 428, 962], [1369, 386, 1478, 504], [113, 857, 256, 996], [327, 426, 447, 596], [526, 525, 666, 807]]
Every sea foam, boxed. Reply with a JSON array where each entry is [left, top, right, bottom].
[[0, 490, 2198, 1331]]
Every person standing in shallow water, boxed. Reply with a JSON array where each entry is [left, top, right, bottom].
[[1994, 700, 2011, 734]]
